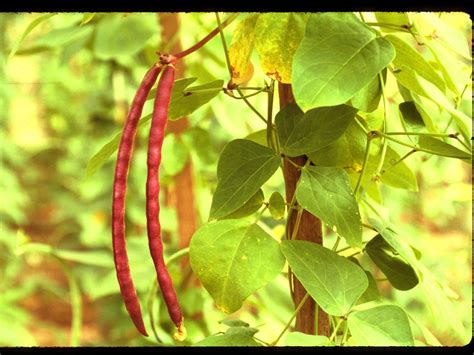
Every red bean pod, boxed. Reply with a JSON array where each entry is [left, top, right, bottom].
[[146, 63, 186, 339], [112, 64, 162, 337]]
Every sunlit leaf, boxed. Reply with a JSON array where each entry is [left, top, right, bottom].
[[417, 136, 471, 161], [296, 166, 362, 248], [386, 33, 446, 93], [9, 13, 56, 59], [350, 69, 386, 113], [292, 13, 395, 109], [348, 305, 414, 346], [190, 220, 285, 313], [94, 13, 155, 59]]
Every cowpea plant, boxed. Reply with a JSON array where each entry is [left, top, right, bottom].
[[88, 12, 471, 346]]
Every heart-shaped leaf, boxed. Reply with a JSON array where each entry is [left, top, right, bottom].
[[281, 240, 368, 316], [365, 235, 419, 290], [209, 139, 280, 220], [348, 305, 414, 346], [190, 220, 285, 313], [276, 103, 357, 157], [296, 166, 362, 248], [292, 13, 395, 109]]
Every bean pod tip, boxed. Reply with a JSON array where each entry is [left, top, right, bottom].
[[173, 321, 187, 342]]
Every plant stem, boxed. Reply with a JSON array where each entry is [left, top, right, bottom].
[[165, 247, 190, 266], [290, 207, 304, 240], [378, 131, 471, 158], [354, 135, 373, 198], [147, 280, 162, 344], [236, 86, 267, 91], [362, 223, 377, 231], [174, 13, 239, 59], [225, 86, 267, 100], [374, 72, 388, 179], [147, 247, 190, 343], [332, 236, 341, 252], [254, 205, 269, 223], [385, 131, 459, 137], [215, 12, 267, 124], [341, 322, 349, 346], [355, 115, 369, 134], [329, 318, 344, 342], [271, 292, 311, 346], [336, 245, 352, 254], [347, 251, 361, 258], [267, 80, 277, 152], [364, 22, 412, 32], [284, 156, 303, 169]]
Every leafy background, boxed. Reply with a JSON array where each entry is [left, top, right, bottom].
[[0, 12, 471, 346]]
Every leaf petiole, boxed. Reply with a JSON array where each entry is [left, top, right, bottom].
[[271, 292, 311, 346]]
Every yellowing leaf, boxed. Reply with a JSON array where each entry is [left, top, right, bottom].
[[228, 14, 259, 82], [254, 13, 309, 83]]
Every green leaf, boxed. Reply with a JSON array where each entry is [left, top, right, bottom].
[[378, 147, 418, 191], [54, 249, 113, 268], [9, 13, 56, 59], [244, 129, 268, 147], [347, 257, 381, 304], [307, 120, 369, 169], [374, 12, 411, 32], [93, 14, 155, 59], [254, 13, 309, 83], [167, 79, 224, 121], [365, 235, 419, 290], [368, 218, 421, 278], [392, 66, 471, 141], [417, 136, 471, 161], [348, 305, 414, 346], [86, 78, 222, 177], [228, 14, 259, 83], [24, 25, 93, 52], [80, 13, 96, 25], [219, 319, 250, 328], [281, 240, 367, 316], [86, 134, 121, 178], [276, 103, 358, 157], [189, 220, 285, 313], [385, 34, 446, 93], [161, 133, 189, 177], [292, 13, 395, 109], [296, 166, 362, 248], [194, 330, 261, 346], [225, 326, 259, 337], [209, 139, 280, 220], [219, 189, 265, 220], [399, 101, 426, 135], [285, 332, 335, 346], [268, 192, 286, 220], [350, 69, 386, 112]]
